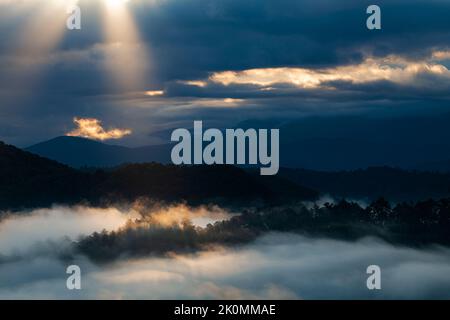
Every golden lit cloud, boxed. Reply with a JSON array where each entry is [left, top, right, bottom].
[[223, 98, 244, 104], [181, 98, 245, 108], [66, 117, 132, 141], [432, 50, 450, 61], [209, 54, 450, 89], [125, 203, 234, 229], [181, 80, 208, 88], [145, 90, 165, 96]]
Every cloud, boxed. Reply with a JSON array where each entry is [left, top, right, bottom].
[[66, 117, 132, 141], [1, 233, 450, 299], [0, 204, 450, 299], [1, 0, 450, 147], [144, 90, 164, 97], [180, 80, 208, 88], [208, 54, 450, 90], [0, 206, 136, 255], [132, 203, 236, 228], [0, 203, 234, 256]]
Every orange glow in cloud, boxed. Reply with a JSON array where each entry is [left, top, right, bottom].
[[145, 90, 164, 96], [66, 117, 132, 141], [181, 80, 208, 88], [209, 54, 450, 89]]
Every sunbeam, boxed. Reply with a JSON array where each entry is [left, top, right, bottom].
[[3, 0, 77, 99], [105, 0, 130, 9], [1, 0, 150, 97], [101, 0, 150, 92]]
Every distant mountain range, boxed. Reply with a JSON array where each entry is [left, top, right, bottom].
[[0, 136, 448, 213], [26, 136, 172, 168], [25, 111, 450, 172], [0, 140, 317, 211], [415, 159, 450, 173], [277, 167, 450, 202], [25, 135, 450, 173], [236, 114, 450, 171]]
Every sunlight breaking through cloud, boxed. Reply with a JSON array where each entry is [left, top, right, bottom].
[[2, 0, 77, 97], [209, 54, 450, 90], [101, 0, 150, 91]]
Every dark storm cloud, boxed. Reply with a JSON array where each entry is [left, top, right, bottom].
[[2, 0, 450, 90], [0, 0, 450, 146], [132, 0, 450, 81]]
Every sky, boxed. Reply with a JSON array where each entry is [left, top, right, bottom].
[[0, 0, 450, 147]]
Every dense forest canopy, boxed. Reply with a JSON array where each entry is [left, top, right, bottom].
[[76, 197, 450, 262]]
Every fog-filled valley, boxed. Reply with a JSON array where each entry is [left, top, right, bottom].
[[1, 141, 450, 299], [1, 200, 450, 299]]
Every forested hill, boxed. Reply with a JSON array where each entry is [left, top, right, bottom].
[[277, 167, 450, 202], [0, 141, 89, 209], [0, 141, 317, 211], [4, 139, 450, 212]]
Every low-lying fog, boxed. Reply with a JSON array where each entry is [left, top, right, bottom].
[[0, 205, 449, 299]]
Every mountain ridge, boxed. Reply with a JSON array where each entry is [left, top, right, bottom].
[[26, 136, 172, 168], [1, 140, 318, 211]]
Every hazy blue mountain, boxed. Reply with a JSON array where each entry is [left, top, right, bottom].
[[26, 136, 172, 168], [25, 111, 450, 171], [276, 167, 450, 202], [415, 160, 450, 173], [236, 114, 450, 171]]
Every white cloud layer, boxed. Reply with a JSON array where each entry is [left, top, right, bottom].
[[0, 206, 135, 255], [1, 227, 450, 299]]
